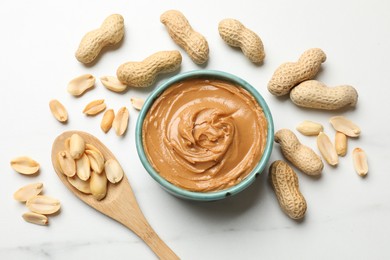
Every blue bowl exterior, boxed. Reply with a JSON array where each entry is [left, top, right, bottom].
[[135, 70, 274, 201]]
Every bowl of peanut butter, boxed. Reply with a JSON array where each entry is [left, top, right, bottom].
[[136, 70, 274, 201]]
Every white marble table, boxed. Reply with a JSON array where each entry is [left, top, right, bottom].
[[1, 0, 389, 259]]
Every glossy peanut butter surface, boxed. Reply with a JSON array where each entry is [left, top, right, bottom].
[[142, 78, 267, 192]]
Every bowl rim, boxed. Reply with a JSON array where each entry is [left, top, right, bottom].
[[135, 70, 274, 201]]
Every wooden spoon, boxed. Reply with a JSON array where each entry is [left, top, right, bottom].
[[51, 130, 179, 259]]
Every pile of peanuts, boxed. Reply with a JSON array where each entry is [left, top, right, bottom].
[[47, 10, 367, 221], [266, 46, 366, 220]]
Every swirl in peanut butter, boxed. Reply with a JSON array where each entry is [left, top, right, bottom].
[[142, 78, 267, 192]]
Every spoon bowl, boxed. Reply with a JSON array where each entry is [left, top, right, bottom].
[[51, 130, 178, 259]]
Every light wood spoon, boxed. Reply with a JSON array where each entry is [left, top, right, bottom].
[[51, 130, 179, 259]]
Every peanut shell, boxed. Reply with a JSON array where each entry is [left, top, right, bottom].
[[274, 129, 323, 176], [268, 48, 326, 96], [269, 160, 307, 220], [290, 80, 358, 110], [160, 10, 209, 64]]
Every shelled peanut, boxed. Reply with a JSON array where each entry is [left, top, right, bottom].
[[100, 76, 127, 93], [83, 99, 106, 116], [330, 116, 361, 137], [49, 99, 68, 123], [335, 132, 347, 156], [296, 120, 323, 136], [317, 132, 338, 166], [10, 156, 40, 175], [112, 107, 129, 136], [130, 97, 144, 110], [295, 116, 367, 177], [101, 109, 115, 133], [67, 74, 96, 96], [13, 182, 61, 226], [353, 148, 368, 177], [56, 134, 124, 201]]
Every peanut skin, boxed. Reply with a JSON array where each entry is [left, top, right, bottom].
[[290, 80, 358, 110], [160, 10, 209, 64], [274, 129, 323, 176], [268, 48, 326, 96], [116, 50, 182, 88], [75, 14, 124, 64], [269, 160, 307, 220], [218, 18, 265, 63]]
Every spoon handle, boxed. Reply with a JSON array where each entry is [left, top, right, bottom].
[[129, 219, 180, 260], [111, 182, 179, 259], [121, 215, 179, 259]]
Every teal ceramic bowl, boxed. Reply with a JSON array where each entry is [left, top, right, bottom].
[[135, 70, 274, 201]]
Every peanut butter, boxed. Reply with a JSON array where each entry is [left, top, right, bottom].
[[142, 78, 267, 192]]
